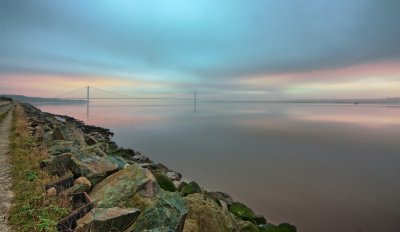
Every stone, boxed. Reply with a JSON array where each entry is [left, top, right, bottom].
[[75, 207, 140, 232], [90, 163, 160, 211], [39, 153, 72, 176], [70, 153, 119, 186], [85, 135, 98, 146], [47, 141, 78, 156], [52, 126, 70, 140], [63, 184, 90, 195], [254, 215, 267, 225], [154, 172, 177, 192], [166, 171, 182, 181], [277, 223, 297, 232], [106, 155, 129, 170], [235, 220, 259, 232], [55, 116, 67, 123], [181, 181, 202, 197], [206, 191, 234, 206], [228, 202, 258, 224], [46, 187, 57, 196], [173, 181, 183, 191], [74, 177, 92, 189], [130, 191, 188, 232], [183, 193, 237, 232], [259, 223, 296, 232]]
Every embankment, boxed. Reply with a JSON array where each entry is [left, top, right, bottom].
[[11, 102, 296, 232]]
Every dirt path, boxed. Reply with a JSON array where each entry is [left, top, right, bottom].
[[0, 105, 14, 232]]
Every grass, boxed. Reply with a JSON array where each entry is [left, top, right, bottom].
[[9, 103, 71, 232]]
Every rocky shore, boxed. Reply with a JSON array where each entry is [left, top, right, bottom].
[[22, 103, 296, 232]]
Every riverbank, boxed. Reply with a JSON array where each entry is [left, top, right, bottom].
[[11, 102, 296, 232]]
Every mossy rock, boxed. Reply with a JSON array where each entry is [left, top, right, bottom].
[[183, 193, 236, 232], [254, 215, 267, 225], [154, 172, 177, 192], [228, 202, 257, 224], [259, 223, 297, 232], [181, 181, 201, 196]]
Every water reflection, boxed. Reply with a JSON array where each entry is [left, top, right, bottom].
[[36, 102, 400, 232]]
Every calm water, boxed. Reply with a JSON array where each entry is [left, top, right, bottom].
[[37, 101, 400, 232]]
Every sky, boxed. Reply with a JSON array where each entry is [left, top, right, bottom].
[[0, 0, 400, 100]]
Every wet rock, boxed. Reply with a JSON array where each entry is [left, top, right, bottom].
[[166, 171, 182, 181], [183, 193, 236, 232], [90, 163, 160, 211], [181, 181, 202, 197], [130, 191, 188, 232], [74, 177, 92, 189], [70, 153, 119, 186], [228, 202, 258, 224], [75, 207, 140, 232]]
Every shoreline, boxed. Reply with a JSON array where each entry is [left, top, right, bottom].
[[20, 102, 296, 232]]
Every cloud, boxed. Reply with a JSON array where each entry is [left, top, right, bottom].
[[0, 0, 400, 99]]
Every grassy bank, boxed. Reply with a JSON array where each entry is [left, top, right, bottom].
[[9, 104, 70, 232]]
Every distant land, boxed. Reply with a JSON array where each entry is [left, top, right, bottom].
[[2, 94, 400, 105], [204, 98, 400, 105], [0, 95, 87, 104]]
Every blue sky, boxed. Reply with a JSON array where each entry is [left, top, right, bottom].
[[1, 0, 400, 99]]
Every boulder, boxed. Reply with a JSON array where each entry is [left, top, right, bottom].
[[228, 202, 258, 224], [130, 191, 188, 232], [106, 155, 129, 170], [70, 153, 119, 186], [183, 193, 236, 232], [63, 184, 90, 195], [90, 163, 160, 211], [154, 172, 177, 192], [47, 141, 78, 156], [235, 220, 259, 232], [52, 126, 70, 140], [39, 153, 72, 176], [181, 181, 202, 196], [74, 177, 92, 189], [84, 135, 98, 146], [75, 207, 140, 232], [206, 191, 234, 206], [254, 215, 267, 225], [259, 223, 297, 232], [166, 171, 182, 181]]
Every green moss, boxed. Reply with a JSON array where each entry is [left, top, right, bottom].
[[181, 181, 201, 196], [259, 223, 297, 232], [228, 202, 257, 224], [155, 172, 177, 192]]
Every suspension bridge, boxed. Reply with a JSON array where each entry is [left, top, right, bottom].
[[54, 86, 198, 115]]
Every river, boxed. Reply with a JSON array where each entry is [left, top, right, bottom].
[[36, 101, 400, 232]]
